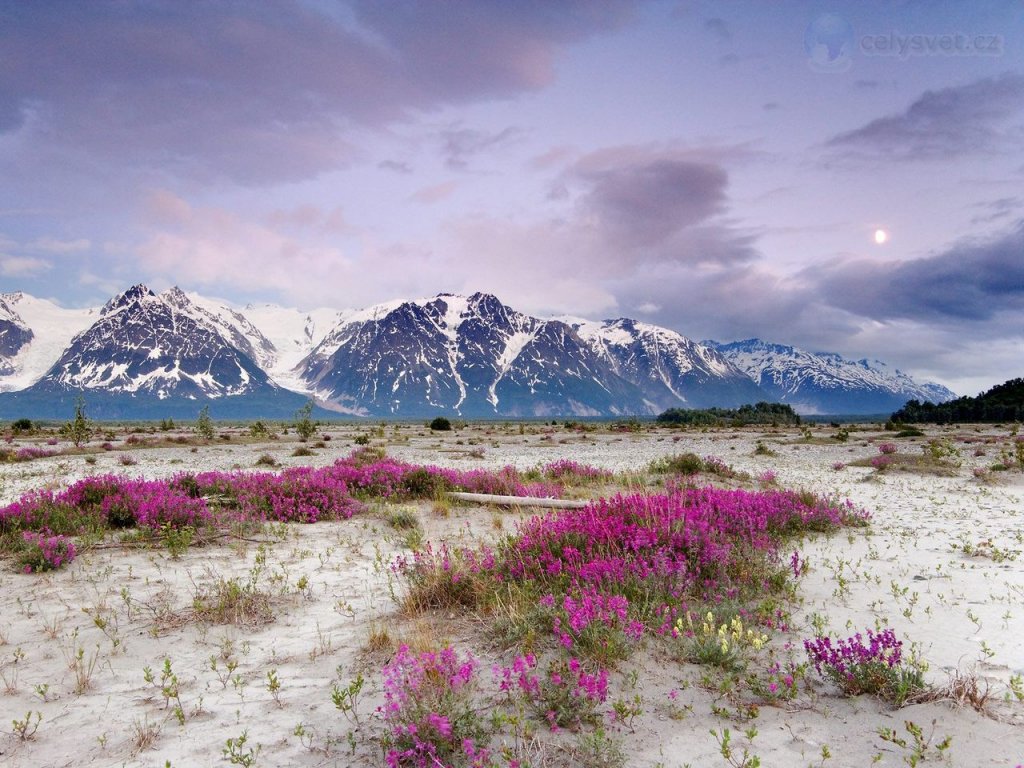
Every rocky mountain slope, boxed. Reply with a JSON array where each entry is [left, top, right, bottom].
[[709, 338, 956, 414]]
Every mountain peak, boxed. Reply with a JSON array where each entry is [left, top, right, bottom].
[[101, 284, 157, 316]]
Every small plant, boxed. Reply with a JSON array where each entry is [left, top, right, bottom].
[[609, 693, 643, 732], [650, 452, 704, 475], [292, 446, 314, 457], [674, 611, 768, 671], [495, 653, 609, 730], [12, 710, 42, 740], [254, 454, 278, 467], [713, 726, 761, 768], [266, 669, 282, 706], [119, 453, 138, 466], [294, 401, 317, 442], [574, 727, 626, 767], [223, 730, 261, 766], [331, 672, 364, 726], [249, 420, 270, 438], [877, 720, 952, 767], [429, 416, 452, 431], [162, 523, 195, 559]]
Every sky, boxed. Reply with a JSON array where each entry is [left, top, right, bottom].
[[1, 1, 1022, 396]]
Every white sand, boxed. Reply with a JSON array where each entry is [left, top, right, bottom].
[[0, 423, 1021, 767]]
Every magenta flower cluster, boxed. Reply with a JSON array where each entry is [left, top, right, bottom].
[[19, 531, 76, 572], [545, 588, 643, 652], [541, 459, 612, 482], [877, 443, 898, 455], [804, 628, 904, 696], [381, 644, 489, 768], [494, 653, 609, 729], [0, 451, 570, 572]]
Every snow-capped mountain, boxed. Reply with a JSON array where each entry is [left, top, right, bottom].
[[298, 292, 658, 417], [0, 285, 313, 418], [565, 317, 765, 410], [0, 284, 958, 419], [708, 338, 957, 414]]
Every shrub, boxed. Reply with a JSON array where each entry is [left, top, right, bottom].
[[294, 401, 317, 442], [60, 396, 93, 447], [429, 416, 452, 432], [380, 644, 489, 767], [194, 406, 214, 440], [877, 443, 898, 455], [804, 628, 925, 705], [18, 531, 77, 572], [11, 418, 33, 434], [650, 452, 703, 475], [496, 653, 609, 729]]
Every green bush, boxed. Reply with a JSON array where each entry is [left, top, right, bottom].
[[429, 416, 452, 432]]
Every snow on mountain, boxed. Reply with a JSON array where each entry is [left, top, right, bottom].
[[299, 293, 763, 417], [0, 292, 96, 392], [32, 284, 274, 399], [161, 288, 277, 371], [0, 284, 960, 419], [565, 317, 765, 410], [709, 338, 957, 414], [237, 301, 349, 391]]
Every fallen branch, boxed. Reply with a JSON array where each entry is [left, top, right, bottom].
[[447, 492, 588, 509]]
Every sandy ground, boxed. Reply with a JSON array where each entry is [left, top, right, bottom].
[[0, 422, 1022, 767]]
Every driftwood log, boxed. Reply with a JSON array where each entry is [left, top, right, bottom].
[[447, 492, 589, 509]]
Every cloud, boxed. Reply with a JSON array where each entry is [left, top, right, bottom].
[[135, 191, 354, 303], [806, 219, 1024, 323], [263, 205, 349, 234], [431, 144, 759, 316], [411, 181, 459, 204], [26, 236, 91, 254], [827, 73, 1024, 160], [439, 126, 523, 170], [0, 2, 637, 185], [378, 160, 413, 174], [969, 196, 1021, 225], [0, 255, 51, 277]]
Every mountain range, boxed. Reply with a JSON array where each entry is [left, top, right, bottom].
[[0, 285, 955, 419]]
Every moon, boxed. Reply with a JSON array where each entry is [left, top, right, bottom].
[[874, 228, 888, 245]]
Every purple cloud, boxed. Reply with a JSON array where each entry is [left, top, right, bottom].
[[806, 220, 1024, 322], [0, 1, 638, 184], [827, 73, 1024, 160]]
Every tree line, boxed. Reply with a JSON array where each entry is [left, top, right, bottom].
[[891, 378, 1024, 424], [656, 402, 801, 426]]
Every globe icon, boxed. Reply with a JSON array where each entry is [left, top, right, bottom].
[[804, 14, 854, 72]]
